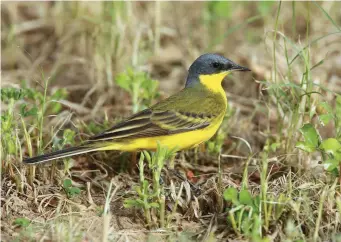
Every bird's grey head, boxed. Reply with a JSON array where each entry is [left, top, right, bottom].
[[186, 53, 250, 87]]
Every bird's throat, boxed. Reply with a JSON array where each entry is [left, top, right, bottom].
[[199, 72, 229, 93]]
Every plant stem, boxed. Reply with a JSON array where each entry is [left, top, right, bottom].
[[314, 186, 327, 240], [160, 195, 165, 228]]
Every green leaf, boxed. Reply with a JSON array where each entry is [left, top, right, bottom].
[[239, 189, 253, 206], [1, 88, 26, 102], [124, 199, 143, 208], [63, 129, 76, 144], [223, 187, 239, 205], [20, 104, 38, 117], [143, 150, 151, 163], [320, 138, 341, 159], [134, 185, 142, 195], [318, 102, 333, 114], [319, 113, 334, 126], [241, 217, 253, 234], [63, 179, 72, 188], [14, 217, 30, 227], [68, 187, 81, 196], [51, 88, 67, 99], [149, 202, 160, 208], [142, 180, 149, 191], [50, 102, 63, 114], [115, 72, 132, 93], [318, 102, 334, 126], [26, 107, 38, 117], [252, 195, 261, 212], [323, 159, 339, 171], [270, 142, 281, 152], [296, 124, 320, 152], [296, 141, 316, 153]]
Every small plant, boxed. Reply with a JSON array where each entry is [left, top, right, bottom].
[[1, 88, 28, 160], [62, 178, 81, 198], [124, 153, 159, 227], [115, 68, 160, 113], [223, 186, 287, 240], [1, 85, 67, 187], [296, 96, 341, 174], [224, 187, 262, 238], [13, 217, 30, 228], [1, 87, 67, 158], [124, 144, 177, 228]]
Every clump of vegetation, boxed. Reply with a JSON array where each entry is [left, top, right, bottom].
[[115, 68, 160, 113], [63, 178, 81, 198], [296, 95, 341, 176], [124, 144, 177, 228], [1, 85, 67, 186]]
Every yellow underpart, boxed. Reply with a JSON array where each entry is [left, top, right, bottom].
[[98, 116, 224, 152]]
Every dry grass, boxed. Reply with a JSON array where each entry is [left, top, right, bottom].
[[1, 1, 341, 241]]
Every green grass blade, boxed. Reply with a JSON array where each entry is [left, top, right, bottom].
[[313, 2, 341, 32]]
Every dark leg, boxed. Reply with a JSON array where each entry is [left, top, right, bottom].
[[130, 151, 137, 173], [166, 168, 201, 196]]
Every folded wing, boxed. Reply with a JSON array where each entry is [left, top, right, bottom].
[[87, 108, 213, 142]]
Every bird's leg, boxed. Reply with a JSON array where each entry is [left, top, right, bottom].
[[130, 151, 137, 173], [168, 153, 176, 169], [194, 146, 199, 164], [199, 143, 206, 153], [167, 168, 201, 196], [163, 154, 200, 195], [195, 143, 206, 164]]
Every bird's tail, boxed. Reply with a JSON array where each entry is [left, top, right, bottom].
[[23, 145, 99, 165]]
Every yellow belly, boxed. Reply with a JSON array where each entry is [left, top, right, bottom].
[[99, 116, 224, 152]]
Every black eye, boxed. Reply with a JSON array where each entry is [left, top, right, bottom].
[[212, 62, 221, 69]]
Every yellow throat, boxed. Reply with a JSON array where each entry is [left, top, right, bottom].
[[199, 71, 229, 93]]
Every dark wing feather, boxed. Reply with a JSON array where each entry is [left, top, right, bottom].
[[87, 108, 213, 142]]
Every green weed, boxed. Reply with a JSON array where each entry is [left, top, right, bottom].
[[296, 95, 341, 174], [63, 178, 81, 198], [124, 144, 177, 228], [14, 217, 31, 228], [1, 85, 67, 186], [223, 143, 289, 241], [116, 68, 160, 113]]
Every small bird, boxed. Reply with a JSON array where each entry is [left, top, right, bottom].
[[23, 53, 250, 164]]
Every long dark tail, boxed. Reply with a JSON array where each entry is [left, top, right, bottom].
[[23, 145, 99, 164]]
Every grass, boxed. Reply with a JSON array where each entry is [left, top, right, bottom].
[[1, 1, 341, 241]]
